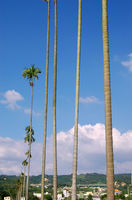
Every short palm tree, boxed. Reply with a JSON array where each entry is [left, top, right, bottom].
[[53, 0, 57, 200], [22, 65, 41, 200], [41, 1, 50, 200], [102, 0, 114, 200], [16, 174, 24, 200], [22, 159, 28, 198], [16, 179, 21, 200], [72, 0, 82, 200]]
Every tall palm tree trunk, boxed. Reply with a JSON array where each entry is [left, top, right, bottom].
[[41, 1, 50, 200], [102, 1, 114, 200], [72, 1, 81, 200], [53, 0, 57, 199], [26, 85, 33, 200]]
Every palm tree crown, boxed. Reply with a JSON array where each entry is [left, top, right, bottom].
[[22, 64, 41, 86]]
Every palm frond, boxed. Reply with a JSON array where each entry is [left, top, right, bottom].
[[24, 133, 35, 143], [22, 159, 28, 166], [25, 126, 34, 135]]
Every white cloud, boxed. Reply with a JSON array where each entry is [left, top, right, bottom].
[[80, 96, 102, 104], [121, 53, 132, 72], [0, 90, 24, 110], [24, 108, 41, 117], [1, 123, 132, 175], [0, 137, 26, 174]]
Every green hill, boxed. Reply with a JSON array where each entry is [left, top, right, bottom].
[[28, 173, 132, 185], [0, 173, 131, 187]]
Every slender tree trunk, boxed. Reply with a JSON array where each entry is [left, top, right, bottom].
[[41, 1, 50, 200], [18, 193, 19, 200], [102, 1, 114, 200], [26, 85, 33, 200], [20, 186, 22, 200], [23, 167, 26, 198], [72, 1, 81, 200], [53, 0, 57, 199], [17, 191, 19, 200]]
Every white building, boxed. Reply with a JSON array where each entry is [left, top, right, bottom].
[[21, 197, 25, 200], [4, 197, 11, 200], [57, 193, 63, 200], [84, 191, 93, 198], [63, 189, 70, 198], [33, 192, 49, 199], [33, 193, 41, 199], [93, 196, 101, 200]]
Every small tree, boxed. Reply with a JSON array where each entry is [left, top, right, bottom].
[[22, 159, 28, 198]]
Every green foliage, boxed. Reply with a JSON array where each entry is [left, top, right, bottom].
[[125, 196, 132, 200], [115, 194, 125, 199], [24, 133, 35, 143], [44, 194, 52, 200], [115, 174, 131, 185], [77, 173, 106, 185], [88, 194, 93, 200], [24, 126, 35, 144], [22, 159, 28, 166], [28, 194, 40, 200], [25, 126, 34, 135], [0, 190, 10, 199], [101, 194, 107, 200], [22, 65, 41, 85]]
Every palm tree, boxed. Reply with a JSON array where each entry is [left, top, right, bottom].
[[16, 174, 24, 200], [16, 179, 21, 200], [22, 160, 28, 199], [102, 0, 114, 200], [41, 1, 50, 200], [20, 173, 24, 199], [22, 65, 41, 200], [72, 0, 82, 200], [53, 0, 57, 199]]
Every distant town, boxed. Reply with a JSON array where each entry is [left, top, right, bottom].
[[1, 173, 132, 200]]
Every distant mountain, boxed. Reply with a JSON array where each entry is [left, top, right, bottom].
[[0, 173, 131, 186], [28, 173, 132, 185]]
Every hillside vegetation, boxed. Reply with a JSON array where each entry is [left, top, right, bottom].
[[0, 173, 131, 187]]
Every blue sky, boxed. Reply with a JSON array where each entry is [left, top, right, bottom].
[[0, 0, 132, 175]]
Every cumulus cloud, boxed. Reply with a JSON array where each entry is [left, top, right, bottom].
[[24, 108, 41, 117], [0, 123, 132, 175], [80, 96, 102, 104], [0, 137, 26, 174], [0, 90, 24, 109], [0, 90, 41, 116], [121, 53, 132, 72]]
